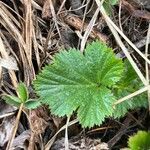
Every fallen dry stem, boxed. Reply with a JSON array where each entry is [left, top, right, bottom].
[[80, 8, 99, 52], [114, 85, 150, 106], [145, 23, 150, 110], [64, 14, 108, 43], [95, 0, 147, 85], [44, 119, 78, 150], [0, 36, 18, 88], [96, 0, 150, 65], [65, 116, 70, 150], [6, 103, 24, 150]]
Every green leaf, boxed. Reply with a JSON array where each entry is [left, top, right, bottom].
[[128, 131, 150, 150], [34, 40, 124, 127], [109, 0, 118, 5], [24, 99, 41, 109], [103, 0, 118, 15], [3, 95, 21, 107], [17, 82, 28, 102], [113, 61, 148, 118]]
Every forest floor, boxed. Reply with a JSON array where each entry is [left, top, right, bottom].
[[0, 0, 150, 149]]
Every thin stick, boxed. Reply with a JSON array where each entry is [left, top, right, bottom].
[[95, 0, 150, 65], [145, 23, 150, 110], [44, 119, 78, 150], [118, 0, 123, 31], [80, 0, 105, 52], [0, 112, 15, 119], [49, 0, 62, 41], [65, 116, 70, 150], [95, 1, 147, 85], [57, 0, 66, 15], [6, 103, 24, 150], [114, 85, 150, 106]]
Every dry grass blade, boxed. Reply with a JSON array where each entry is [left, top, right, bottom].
[[145, 23, 150, 110], [32, 27, 41, 68], [0, 32, 20, 63], [0, 112, 15, 119], [6, 103, 24, 150], [24, 0, 35, 83], [0, 4, 26, 50], [96, 1, 150, 65], [44, 119, 78, 150], [65, 116, 70, 150], [80, 8, 99, 52], [31, 0, 42, 10], [114, 85, 150, 106], [0, 2, 31, 83], [94, 0, 150, 110], [95, 0, 147, 86], [0, 1, 24, 23], [57, 0, 66, 15], [0, 36, 18, 88], [24, 0, 33, 62], [49, 0, 62, 41]]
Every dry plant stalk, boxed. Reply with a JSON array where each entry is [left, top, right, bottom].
[[95, 0, 150, 107], [145, 23, 150, 110], [24, 0, 35, 84], [6, 103, 24, 150], [64, 14, 108, 43]]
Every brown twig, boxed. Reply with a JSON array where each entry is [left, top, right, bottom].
[[121, 0, 150, 20], [108, 116, 132, 148], [6, 103, 24, 150], [64, 14, 108, 43]]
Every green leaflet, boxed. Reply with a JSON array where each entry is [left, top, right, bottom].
[[2, 95, 21, 107], [103, 0, 119, 15], [108, 0, 118, 5], [24, 99, 41, 109], [17, 82, 29, 102], [3, 82, 40, 110], [113, 61, 148, 118], [128, 131, 150, 150], [34, 41, 124, 127]]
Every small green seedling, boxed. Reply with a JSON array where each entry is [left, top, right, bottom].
[[128, 131, 150, 150], [34, 40, 148, 128], [3, 82, 41, 109], [2, 83, 41, 149]]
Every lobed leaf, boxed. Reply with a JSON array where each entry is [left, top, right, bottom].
[[34, 41, 124, 127], [128, 131, 150, 150], [113, 61, 148, 118]]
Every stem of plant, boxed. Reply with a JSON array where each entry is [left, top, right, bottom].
[[65, 116, 70, 150], [6, 103, 24, 150], [45, 119, 78, 150]]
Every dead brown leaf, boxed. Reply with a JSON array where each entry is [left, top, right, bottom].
[[12, 130, 31, 149], [0, 116, 16, 147], [51, 137, 109, 150]]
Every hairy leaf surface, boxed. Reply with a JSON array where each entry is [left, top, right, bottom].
[[128, 131, 150, 150], [34, 41, 123, 127], [113, 61, 148, 118]]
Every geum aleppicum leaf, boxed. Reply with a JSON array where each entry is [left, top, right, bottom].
[[34, 41, 124, 127], [2, 95, 21, 107], [17, 82, 28, 103], [24, 99, 41, 109], [128, 131, 150, 150], [113, 60, 148, 118]]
